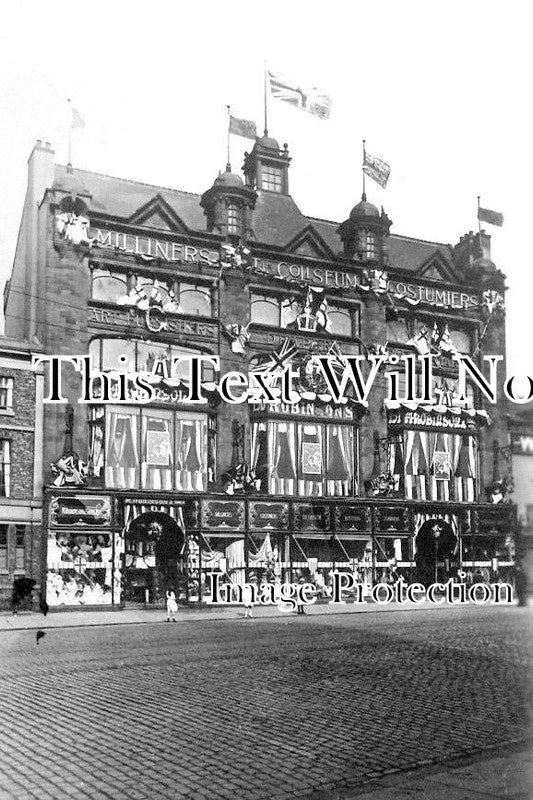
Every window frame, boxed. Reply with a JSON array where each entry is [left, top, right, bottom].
[[0, 377, 14, 412], [250, 291, 359, 338], [0, 440, 11, 498]]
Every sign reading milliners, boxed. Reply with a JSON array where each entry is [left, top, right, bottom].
[[91, 228, 479, 310]]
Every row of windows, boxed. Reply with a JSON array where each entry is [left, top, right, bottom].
[[92, 407, 215, 493], [88, 407, 479, 502], [0, 524, 25, 572], [250, 294, 358, 338], [92, 270, 212, 317], [386, 317, 472, 355], [90, 272, 475, 352], [89, 339, 216, 381]]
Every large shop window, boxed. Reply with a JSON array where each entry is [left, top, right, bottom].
[[250, 293, 358, 338], [102, 406, 212, 492], [398, 431, 478, 502], [91, 269, 212, 317], [251, 420, 356, 497]]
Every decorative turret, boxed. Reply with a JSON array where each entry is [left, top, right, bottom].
[[201, 163, 257, 240], [338, 193, 392, 263], [242, 134, 291, 194], [452, 230, 505, 291]]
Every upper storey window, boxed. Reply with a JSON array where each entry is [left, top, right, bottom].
[[251, 293, 358, 338], [91, 270, 212, 317], [260, 164, 283, 193], [227, 203, 242, 236], [0, 378, 14, 411], [359, 230, 377, 260]]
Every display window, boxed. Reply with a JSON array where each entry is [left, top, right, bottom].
[[251, 419, 356, 497], [46, 531, 114, 606]]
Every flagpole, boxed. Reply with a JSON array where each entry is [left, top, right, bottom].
[[226, 105, 231, 170], [477, 195, 482, 235], [362, 139, 366, 200], [263, 60, 268, 136], [67, 98, 73, 168]]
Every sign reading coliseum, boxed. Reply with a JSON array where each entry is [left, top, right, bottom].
[[92, 228, 478, 310]]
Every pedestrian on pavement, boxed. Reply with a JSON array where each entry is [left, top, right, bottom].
[[296, 577, 306, 615], [166, 589, 178, 622], [243, 584, 254, 618]]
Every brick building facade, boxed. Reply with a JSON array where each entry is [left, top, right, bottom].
[[0, 337, 43, 607], [3, 136, 517, 609]]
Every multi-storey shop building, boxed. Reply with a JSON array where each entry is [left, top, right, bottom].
[[3, 136, 516, 608]]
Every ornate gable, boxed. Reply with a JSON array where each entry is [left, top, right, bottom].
[[285, 224, 335, 260], [128, 194, 189, 232], [417, 251, 458, 282]]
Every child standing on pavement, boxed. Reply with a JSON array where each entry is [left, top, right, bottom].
[[166, 589, 178, 622], [243, 584, 254, 618]]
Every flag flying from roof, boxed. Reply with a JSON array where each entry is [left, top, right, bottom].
[[229, 115, 257, 140], [70, 105, 85, 129], [268, 70, 331, 119], [363, 151, 390, 189], [478, 206, 504, 227]]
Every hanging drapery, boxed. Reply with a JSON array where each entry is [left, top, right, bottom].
[[414, 512, 459, 555], [105, 409, 139, 488], [404, 431, 477, 502], [326, 425, 353, 496], [88, 406, 105, 477], [299, 424, 323, 497], [271, 421, 296, 495], [176, 416, 207, 491], [142, 411, 173, 491]]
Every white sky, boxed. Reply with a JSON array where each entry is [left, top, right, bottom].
[[0, 0, 531, 382]]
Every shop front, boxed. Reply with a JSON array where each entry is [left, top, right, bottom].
[[44, 490, 517, 609]]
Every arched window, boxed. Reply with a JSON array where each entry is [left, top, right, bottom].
[[91, 269, 128, 302]]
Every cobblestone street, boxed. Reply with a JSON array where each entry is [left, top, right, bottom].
[[0, 606, 531, 799]]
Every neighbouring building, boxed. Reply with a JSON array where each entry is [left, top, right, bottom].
[[508, 406, 533, 589], [0, 336, 43, 607], [3, 135, 518, 609]]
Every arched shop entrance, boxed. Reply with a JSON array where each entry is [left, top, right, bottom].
[[122, 506, 186, 606], [414, 515, 458, 587]]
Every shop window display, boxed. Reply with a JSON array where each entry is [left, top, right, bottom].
[[101, 406, 210, 492], [46, 532, 114, 606], [251, 420, 356, 497]]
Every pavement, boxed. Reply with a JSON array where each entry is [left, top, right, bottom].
[[0, 595, 526, 631], [0, 603, 531, 799]]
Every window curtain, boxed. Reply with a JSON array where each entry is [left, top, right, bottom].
[[404, 431, 429, 500], [405, 431, 477, 502], [299, 424, 323, 497], [142, 412, 173, 490], [271, 422, 296, 495], [453, 435, 476, 501], [387, 433, 404, 494], [326, 425, 353, 496], [89, 407, 105, 477], [105, 409, 139, 489], [176, 416, 206, 491]]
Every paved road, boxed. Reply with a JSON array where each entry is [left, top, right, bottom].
[[0, 606, 531, 799]]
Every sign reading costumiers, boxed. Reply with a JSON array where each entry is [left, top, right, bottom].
[[93, 228, 479, 310]]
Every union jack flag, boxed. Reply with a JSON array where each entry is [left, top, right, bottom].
[[250, 338, 299, 375]]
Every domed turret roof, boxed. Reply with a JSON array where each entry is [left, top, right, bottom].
[[349, 193, 379, 220], [214, 165, 244, 188], [472, 256, 497, 272], [256, 134, 280, 151]]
